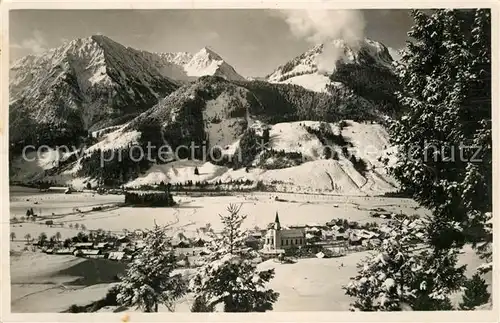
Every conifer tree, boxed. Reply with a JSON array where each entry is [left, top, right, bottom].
[[116, 223, 185, 312], [459, 273, 491, 310], [345, 9, 492, 311], [390, 8, 491, 253], [189, 204, 279, 312], [344, 218, 466, 311]]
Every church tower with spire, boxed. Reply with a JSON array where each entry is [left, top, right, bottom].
[[274, 212, 281, 231], [262, 210, 305, 254]]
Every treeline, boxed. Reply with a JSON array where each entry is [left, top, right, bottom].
[[302, 124, 351, 147], [349, 155, 369, 177], [330, 62, 401, 116], [257, 149, 304, 169], [78, 147, 149, 186], [237, 79, 379, 124], [134, 179, 259, 192], [124, 191, 176, 207]]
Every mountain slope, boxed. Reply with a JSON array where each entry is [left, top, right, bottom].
[[131, 47, 245, 83], [10, 119, 397, 195], [124, 75, 380, 155], [9, 35, 179, 146]]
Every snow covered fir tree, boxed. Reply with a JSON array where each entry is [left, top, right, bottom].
[[345, 9, 492, 311], [189, 204, 279, 312], [115, 223, 186, 312], [7, 8, 493, 314]]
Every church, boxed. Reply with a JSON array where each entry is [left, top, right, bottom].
[[262, 212, 306, 252]]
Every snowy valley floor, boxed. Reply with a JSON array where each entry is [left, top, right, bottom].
[[9, 187, 491, 312]]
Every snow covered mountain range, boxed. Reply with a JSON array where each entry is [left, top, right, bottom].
[[9, 34, 400, 195], [266, 38, 395, 93], [133, 46, 245, 83]]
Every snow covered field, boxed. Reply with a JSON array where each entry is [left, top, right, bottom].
[[9, 187, 428, 242]]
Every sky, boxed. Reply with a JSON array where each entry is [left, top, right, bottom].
[[9, 9, 414, 77]]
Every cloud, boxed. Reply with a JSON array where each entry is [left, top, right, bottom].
[[387, 47, 402, 61], [205, 31, 220, 42], [11, 30, 48, 54], [274, 10, 367, 74], [277, 10, 366, 45]]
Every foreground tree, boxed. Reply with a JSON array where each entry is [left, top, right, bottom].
[[24, 233, 31, 244], [10, 232, 16, 241], [459, 273, 491, 310], [116, 223, 185, 312], [390, 8, 492, 259], [190, 204, 279, 312], [344, 218, 465, 311], [345, 9, 492, 311]]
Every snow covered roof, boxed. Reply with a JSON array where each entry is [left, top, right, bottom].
[[74, 242, 94, 248], [108, 251, 125, 260], [79, 249, 100, 255], [55, 248, 76, 254], [280, 228, 305, 238], [305, 233, 316, 240]]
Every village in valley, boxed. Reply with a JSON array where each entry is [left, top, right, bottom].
[[7, 7, 492, 316], [10, 182, 440, 313], [11, 185, 420, 265]]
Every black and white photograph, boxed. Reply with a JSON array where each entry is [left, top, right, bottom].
[[2, 2, 496, 318]]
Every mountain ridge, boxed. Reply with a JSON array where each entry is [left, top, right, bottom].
[[9, 34, 400, 195], [266, 38, 395, 93]]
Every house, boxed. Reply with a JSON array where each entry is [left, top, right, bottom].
[[47, 186, 69, 193], [249, 230, 263, 239], [73, 242, 94, 249], [348, 235, 363, 246], [95, 242, 109, 250], [324, 246, 347, 257], [321, 230, 335, 240], [171, 240, 191, 248], [192, 238, 206, 247], [244, 235, 260, 250], [171, 233, 191, 248], [316, 251, 326, 259], [305, 233, 318, 241], [78, 249, 103, 258], [55, 248, 76, 255], [116, 235, 130, 243], [134, 240, 146, 250], [108, 251, 125, 261], [134, 230, 144, 238], [262, 212, 306, 252], [352, 229, 379, 240]]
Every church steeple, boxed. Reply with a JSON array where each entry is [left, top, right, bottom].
[[274, 212, 281, 230]]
